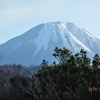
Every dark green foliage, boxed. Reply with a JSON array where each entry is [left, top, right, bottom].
[[0, 47, 100, 100]]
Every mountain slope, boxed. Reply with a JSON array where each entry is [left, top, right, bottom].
[[0, 21, 100, 66]]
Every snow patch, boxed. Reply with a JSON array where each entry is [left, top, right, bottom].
[[13, 42, 21, 50], [52, 31, 58, 43], [34, 23, 55, 54]]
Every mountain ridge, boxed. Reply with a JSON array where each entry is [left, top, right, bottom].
[[0, 21, 100, 66]]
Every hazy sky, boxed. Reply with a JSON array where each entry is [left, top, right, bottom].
[[0, 0, 100, 44]]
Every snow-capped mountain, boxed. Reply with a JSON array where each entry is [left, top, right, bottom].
[[0, 21, 100, 66]]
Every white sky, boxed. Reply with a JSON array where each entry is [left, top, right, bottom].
[[0, 0, 100, 44]]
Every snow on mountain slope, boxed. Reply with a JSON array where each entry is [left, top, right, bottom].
[[97, 37, 100, 39], [0, 21, 100, 66]]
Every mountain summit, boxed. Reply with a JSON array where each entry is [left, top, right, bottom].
[[0, 21, 100, 66]]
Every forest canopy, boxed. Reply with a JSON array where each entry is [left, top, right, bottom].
[[0, 47, 100, 100]]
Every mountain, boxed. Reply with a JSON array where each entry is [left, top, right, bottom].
[[0, 21, 100, 66]]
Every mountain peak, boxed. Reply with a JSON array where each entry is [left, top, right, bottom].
[[45, 21, 74, 28]]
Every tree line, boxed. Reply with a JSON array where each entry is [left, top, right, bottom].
[[0, 47, 100, 100]]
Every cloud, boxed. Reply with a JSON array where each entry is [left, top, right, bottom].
[[1, 7, 31, 19], [0, 6, 33, 27], [0, 0, 12, 5], [0, 0, 38, 27], [0, 0, 67, 27]]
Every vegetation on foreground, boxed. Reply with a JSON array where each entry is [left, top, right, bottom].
[[0, 47, 100, 100]]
